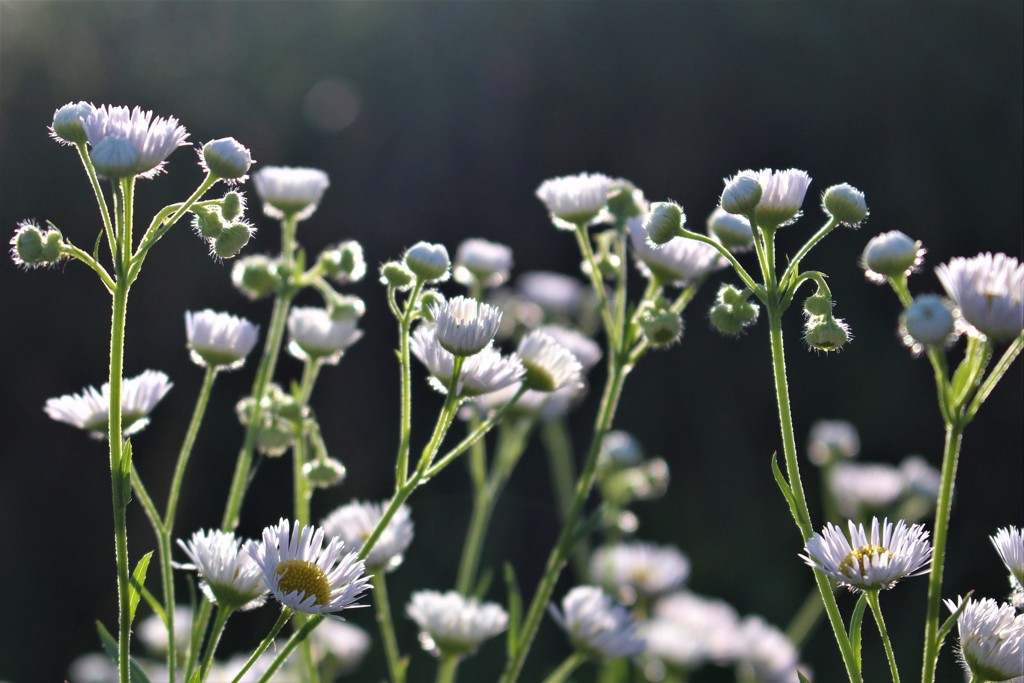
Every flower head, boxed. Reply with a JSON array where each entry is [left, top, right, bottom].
[[247, 519, 371, 615], [737, 616, 802, 683], [802, 517, 931, 591], [310, 620, 371, 674], [404, 241, 451, 283], [536, 172, 611, 227], [731, 168, 812, 230], [50, 101, 96, 145], [252, 166, 330, 220], [44, 370, 172, 438], [707, 208, 754, 252], [200, 137, 253, 182], [828, 462, 906, 519], [516, 271, 587, 319], [807, 419, 860, 465], [991, 527, 1024, 587], [945, 596, 1024, 682], [590, 541, 690, 602], [287, 307, 363, 364], [454, 238, 513, 288], [410, 326, 523, 397], [83, 105, 189, 178], [536, 324, 602, 371], [185, 309, 259, 370], [516, 330, 584, 392], [861, 230, 925, 284], [322, 500, 414, 572], [821, 183, 869, 227], [177, 529, 267, 610], [936, 253, 1024, 342], [642, 591, 741, 669], [551, 586, 644, 660], [406, 590, 508, 657], [431, 296, 502, 357], [628, 216, 725, 286]]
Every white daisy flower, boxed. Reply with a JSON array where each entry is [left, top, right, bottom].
[[252, 166, 330, 221], [177, 529, 266, 611], [801, 517, 931, 592], [247, 519, 371, 615], [535, 172, 611, 227], [138, 605, 193, 656], [737, 616, 802, 683], [738, 168, 813, 230], [861, 230, 925, 284], [321, 500, 414, 572], [44, 369, 172, 438], [627, 216, 725, 286], [936, 252, 1024, 342], [185, 309, 259, 371], [590, 541, 690, 601], [287, 307, 363, 364], [50, 101, 96, 146], [899, 455, 941, 502], [807, 419, 860, 465], [410, 326, 524, 397], [537, 324, 602, 371], [469, 378, 585, 422], [992, 527, 1024, 586], [550, 585, 645, 660], [431, 296, 503, 357], [454, 238, 513, 288], [517, 271, 587, 319], [310, 619, 371, 674], [516, 330, 584, 393], [406, 590, 508, 657], [644, 591, 742, 667], [945, 596, 1024, 682], [83, 105, 189, 179], [828, 462, 906, 519]]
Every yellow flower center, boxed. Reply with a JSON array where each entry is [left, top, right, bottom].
[[839, 544, 891, 578], [275, 559, 332, 606]]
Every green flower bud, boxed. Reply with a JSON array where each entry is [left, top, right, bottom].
[[640, 309, 684, 348], [606, 179, 645, 222], [11, 221, 64, 268], [201, 137, 253, 180], [418, 290, 446, 321], [213, 221, 255, 259], [220, 192, 244, 221], [320, 240, 367, 284], [709, 300, 760, 336], [862, 231, 924, 284], [405, 241, 450, 282], [822, 183, 868, 227], [380, 261, 415, 290], [805, 316, 851, 352], [231, 254, 280, 300], [329, 294, 366, 321], [50, 101, 95, 146], [717, 284, 746, 306], [721, 174, 762, 215], [644, 201, 685, 246], [707, 208, 754, 252], [803, 293, 833, 318], [304, 457, 347, 489], [191, 205, 225, 239]]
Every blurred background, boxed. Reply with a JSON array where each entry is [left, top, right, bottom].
[[0, 2, 1021, 681]]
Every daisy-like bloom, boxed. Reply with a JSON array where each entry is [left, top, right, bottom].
[[535, 172, 612, 227], [861, 230, 925, 284], [453, 238, 514, 288], [645, 591, 742, 667], [945, 596, 1024, 682], [200, 137, 253, 182], [730, 168, 813, 231], [431, 296, 503, 357], [551, 586, 645, 660], [992, 527, 1024, 586], [310, 619, 371, 675], [936, 253, 1024, 342], [517, 271, 587, 319], [177, 529, 267, 611], [707, 207, 754, 252], [516, 330, 584, 392], [286, 307, 363, 364], [247, 519, 372, 615], [537, 324, 602, 371], [44, 369, 173, 438], [50, 101, 96, 145], [736, 616, 802, 683], [801, 517, 931, 592], [321, 500, 414, 572], [406, 590, 508, 657], [828, 462, 906, 519], [252, 166, 330, 221], [807, 419, 860, 466], [410, 325, 524, 397], [627, 216, 725, 287], [590, 541, 690, 602], [468, 376, 586, 422], [83, 105, 189, 179], [185, 309, 259, 371]]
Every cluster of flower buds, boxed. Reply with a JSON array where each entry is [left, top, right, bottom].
[[10, 220, 65, 269], [596, 431, 670, 535], [236, 383, 306, 457], [709, 284, 760, 336], [802, 288, 851, 353], [190, 197, 256, 260]]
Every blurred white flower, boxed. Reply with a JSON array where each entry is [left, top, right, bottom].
[[945, 596, 1024, 682], [536, 172, 611, 227], [936, 252, 1024, 342], [551, 585, 644, 659], [44, 369, 172, 438], [186, 309, 259, 370], [253, 166, 330, 220], [83, 104, 189, 178], [406, 590, 508, 657], [322, 500, 414, 572], [590, 541, 690, 601]]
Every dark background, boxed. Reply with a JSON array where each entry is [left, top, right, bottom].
[[0, 2, 1021, 682]]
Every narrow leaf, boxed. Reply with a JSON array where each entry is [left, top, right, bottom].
[[121, 439, 134, 504], [848, 592, 868, 671], [128, 550, 154, 625], [798, 673, 812, 683], [185, 667, 202, 683], [936, 589, 973, 650], [473, 568, 494, 601], [95, 621, 153, 683], [568, 504, 605, 551], [770, 453, 800, 526], [504, 563, 522, 658]]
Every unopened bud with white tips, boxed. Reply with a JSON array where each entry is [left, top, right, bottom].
[[50, 101, 95, 145], [404, 241, 450, 282], [644, 202, 685, 246], [640, 308, 684, 348], [707, 208, 753, 252], [721, 173, 762, 215], [822, 183, 868, 227], [201, 138, 253, 181], [901, 294, 955, 349], [862, 231, 925, 284]]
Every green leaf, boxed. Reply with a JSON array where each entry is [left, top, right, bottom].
[[848, 592, 868, 671], [127, 550, 154, 626], [473, 567, 494, 601], [93, 229, 104, 263], [770, 453, 800, 526], [503, 563, 522, 659], [798, 673, 812, 683], [185, 667, 202, 683], [121, 439, 134, 504], [937, 589, 973, 651], [568, 504, 605, 551], [96, 621, 152, 683]]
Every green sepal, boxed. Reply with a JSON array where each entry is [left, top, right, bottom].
[[128, 550, 154, 626], [798, 673, 812, 683], [936, 589, 973, 652], [96, 620, 152, 683], [504, 563, 522, 659], [848, 592, 868, 671]]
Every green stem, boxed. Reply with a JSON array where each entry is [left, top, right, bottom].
[[229, 608, 291, 683], [374, 573, 406, 683], [74, 141, 116, 263], [396, 281, 425, 488], [436, 653, 460, 683], [184, 600, 213, 677], [541, 651, 587, 683], [129, 175, 218, 278], [573, 224, 619, 352], [254, 614, 324, 683], [109, 278, 131, 683], [920, 422, 964, 683], [199, 606, 232, 681], [966, 332, 1024, 421], [62, 242, 116, 292], [423, 387, 526, 480], [165, 366, 218, 526], [129, 463, 163, 539], [541, 418, 589, 577], [866, 590, 901, 683], [677, 226, 763, 301], [780, 217, 839, 291]]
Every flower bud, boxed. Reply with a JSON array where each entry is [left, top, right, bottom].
[[900, 294, 955, 348], [822, 183, 868, 227], [220, 192, 244, 221], [803, 293, 833, 318], [380, 260, 415, 290], [709, 301, 759, 336], [90, 135, 141, 178], [862, 230, 924, 284], [805, 316, 850, 352], [404, 241, 450, 282], [304, 457, 347, 489], [329, 294, 366, 322], [213, 222, 255, 259], [606, 180, 646, 221], [320, 240, 367, 284], [418, 290, 447, 321], [191, 205, 225, 239], [11, 221, 64, 268], [707, 208, 754, 252], [51, 101, 95, 145], [718, 284, 746, 306], [644, 202, 685, 246], [201, 137, 253, 180], [640, 309, 684, 348], [721, 174, 762, 215], [231, 254, 280, 300]]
